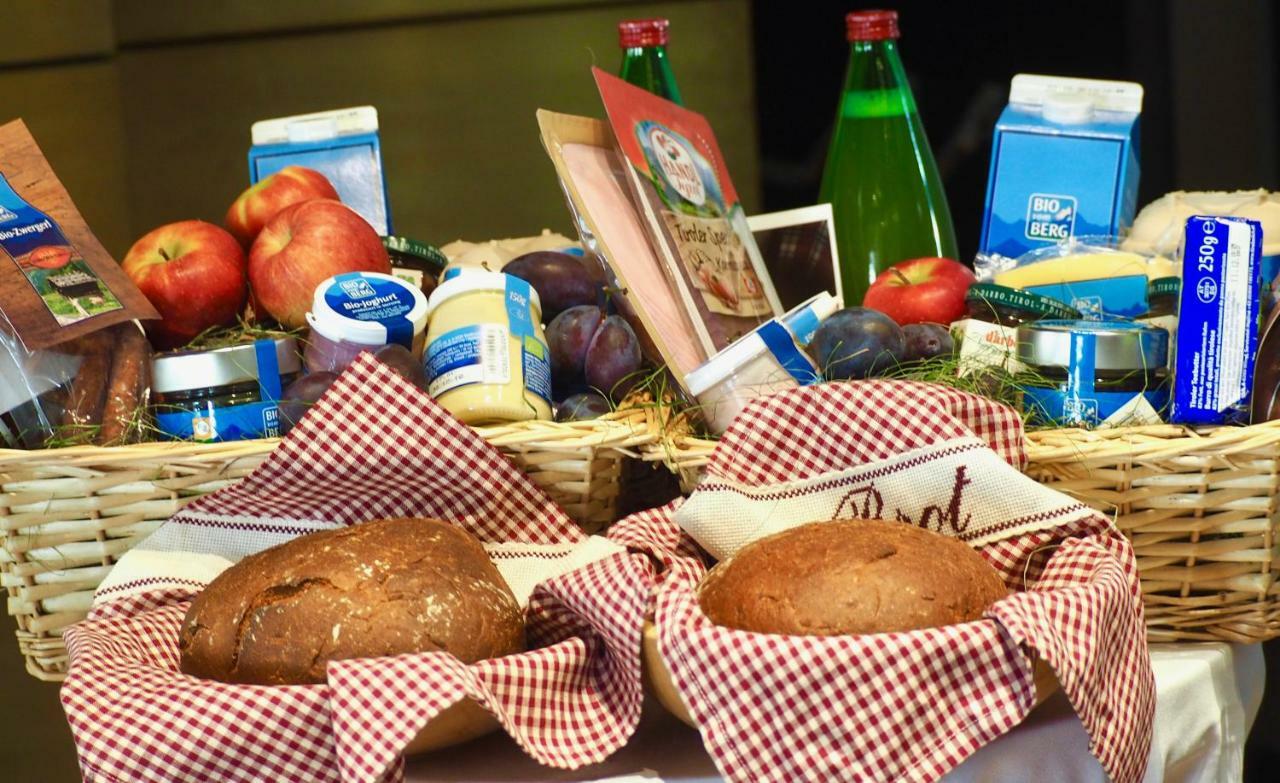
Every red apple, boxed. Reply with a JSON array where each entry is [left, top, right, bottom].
[[862, 257, 976, 326], [249, 199, 390, 329], [122, 220, 247, 349], [224, 165, 339, 248]]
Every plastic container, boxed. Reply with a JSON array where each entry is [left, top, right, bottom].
[[424, 271, 553, 425], [684, 293, 839, 434], [304, 271, 429, 374], [152, 338, 302, 442], [1017, 320, 1168, 428]]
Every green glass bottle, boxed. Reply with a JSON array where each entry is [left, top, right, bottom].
[[819, 10, 959, 306], [618, 18, 684, 105]]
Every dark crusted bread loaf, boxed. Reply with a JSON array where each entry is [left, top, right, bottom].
[[698, 519, 1008, 636], [178, 517, 524, 685]]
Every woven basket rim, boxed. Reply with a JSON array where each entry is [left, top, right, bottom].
[[0, 404, 664, 468]]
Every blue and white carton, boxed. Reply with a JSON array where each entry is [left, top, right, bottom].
[[979, 75, 1143, 261], [1171, 215, 1262, 425], [248, 106, 391, 235]]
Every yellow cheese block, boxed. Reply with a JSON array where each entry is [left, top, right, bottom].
[[994, 252, 1176, 289]]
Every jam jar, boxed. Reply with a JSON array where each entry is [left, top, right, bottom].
[[1138, 276, 1180, 338], [152, 338, 302, 441], [954, 284, 1080, 373], [1016, 320, 1169, 427]]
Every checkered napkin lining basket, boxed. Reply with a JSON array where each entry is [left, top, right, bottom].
[[0, 372, 660, 681], [652, 402, 1280, 644], [57, 354, 663, 783], [623, 382, 1157, 783]]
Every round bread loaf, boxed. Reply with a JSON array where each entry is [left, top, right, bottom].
[[698, 519, 1008, 636], [179, 517, 524, 685]]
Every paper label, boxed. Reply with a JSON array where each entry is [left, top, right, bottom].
[[426, 324, 511, 397], [953, 318, 1023, 375], [659, 210, 771, 317], [0, 173, 123, 326], [1172, 216, 1260, 424]]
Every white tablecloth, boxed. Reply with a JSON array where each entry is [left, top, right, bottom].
[[406, 644, 1265, 783]]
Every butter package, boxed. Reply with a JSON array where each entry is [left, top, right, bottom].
[[979, 75, 1142, 262], [1171, 216, 1262, 425], [248, 106, 390, 235]]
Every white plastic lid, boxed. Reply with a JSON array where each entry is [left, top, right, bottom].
[[426, 270, 544, 319], [781, 291, 841, 345], [251, 106, 379, 145], [1043, 93, 1095, 124], [1009, 74, 1143, 114], [306, 271, 428, 347]]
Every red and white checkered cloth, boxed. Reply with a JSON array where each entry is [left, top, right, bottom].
[[60, 353, 657, 783], [612, 381, 1156, 783]]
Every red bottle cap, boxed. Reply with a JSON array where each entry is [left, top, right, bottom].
[[619, 18, 670, 48], [845, 10, 900, 41]]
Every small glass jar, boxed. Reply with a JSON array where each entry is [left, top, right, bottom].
[[424, 271, 553, 425], [1016, 320, 1169, 427], [964, 283, 1080, 327], [304, 272, 429, 374], [954, 284, 1080, 374], [383, 235, 448, 299], [152, 338, 302, 441], [1139, 276, 1180, 338]]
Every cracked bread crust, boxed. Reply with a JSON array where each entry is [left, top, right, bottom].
[[178, 518, 525, 685], [697, 520, 1009, 636]]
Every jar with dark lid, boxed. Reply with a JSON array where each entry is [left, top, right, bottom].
[[152, 338, 301, 442], [1016, 320, 1169, 427], [1145, 277, 1180, 318], [965, 283, 1080, 327], [383, 235, 448, 298]]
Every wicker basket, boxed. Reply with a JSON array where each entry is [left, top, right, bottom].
[[646, 421, 1280, 644], [1, 408, 659, 681]]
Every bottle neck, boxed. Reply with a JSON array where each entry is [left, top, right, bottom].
[[839, 40, 918, 118], [619, 45, 684, 105]]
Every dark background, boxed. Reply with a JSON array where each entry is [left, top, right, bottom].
[[752, 0, 1275, 261], [2, 0, 1278, 780]]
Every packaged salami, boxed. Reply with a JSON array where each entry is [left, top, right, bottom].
[[0, 119, 158, 447], [592, 68, 783, 353]]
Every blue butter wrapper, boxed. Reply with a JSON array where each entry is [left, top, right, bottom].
[[1171, 215, 1261, 425]]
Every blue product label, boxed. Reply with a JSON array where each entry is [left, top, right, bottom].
[[1171, 216, 1261, 424], [781, 301, 823, 346], [156, 401, 281, 442], [1024, 193, 1077, 242], [979, 108, 1139, 260], [249, 131, 391, 234], [505, 275, 553, 402], [1024, 274, 1150, 319], [325, 273, 416, 348], [0, 173, 124, 325], [522, 338, 553, 403], [1023, 386, 1168, 428], [758, 320, 819, 384], [1260, 253, 1280, 316]]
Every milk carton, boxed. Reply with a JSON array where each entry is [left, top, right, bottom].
[[979, 75, 1143, 261], [248, 106, 391, 235]]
